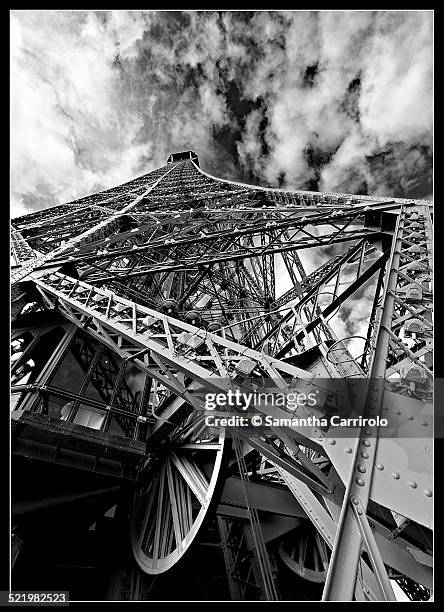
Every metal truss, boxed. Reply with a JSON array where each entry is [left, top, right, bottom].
[[10, 152, 433, 601]]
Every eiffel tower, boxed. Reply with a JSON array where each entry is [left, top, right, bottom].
[[11, 150, 433, 601]]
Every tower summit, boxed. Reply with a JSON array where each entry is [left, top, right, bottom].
[[166, 150, 199, 165]]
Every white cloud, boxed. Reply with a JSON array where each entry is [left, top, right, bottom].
[[11, 11, 152, 216], [359, 11, 432, 145]]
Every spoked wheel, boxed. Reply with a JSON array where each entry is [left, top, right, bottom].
[[131, 413, 226, 574], [278, 526, 330, 583]]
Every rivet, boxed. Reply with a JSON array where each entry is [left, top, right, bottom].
[[424, 489, 433, 497], [407, 415, 414, 421], [420, 420, 428, 426], [383, 406, 389, 411], [357, 508, 363, 515], [361, 452, 369, 459], [329, 439, 336, 445], [408, 481, 417, 489], [363, 440, 371, 447], [376, 463, 384, 470], [357, 464, 366, 474], [365, 430, 372, 436], [352, 497, 359, 505], [395, 410, 401, 415], [345, 447, 352, 454], [392, 472, 400, 480], [355, 477, 365, 486]]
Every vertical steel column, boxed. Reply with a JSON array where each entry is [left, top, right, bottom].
[[217, 516, 243, 600], [322, 208, 406, 601]]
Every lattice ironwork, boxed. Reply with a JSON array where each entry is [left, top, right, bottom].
[[10, 151, 433, 602]]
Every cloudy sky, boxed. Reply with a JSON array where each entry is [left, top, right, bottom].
[[11, 10, 433, 218]]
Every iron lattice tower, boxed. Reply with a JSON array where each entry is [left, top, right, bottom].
[[11, 151, 433, 601]]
